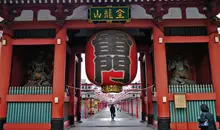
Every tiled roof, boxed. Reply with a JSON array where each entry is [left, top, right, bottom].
[[0, 0, 205, 4]]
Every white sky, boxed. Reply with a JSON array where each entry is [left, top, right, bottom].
[[81, 53, 140, 83]]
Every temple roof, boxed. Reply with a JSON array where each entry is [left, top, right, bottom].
[[0, 0, 219, 22], [0, 0, 207, 5]]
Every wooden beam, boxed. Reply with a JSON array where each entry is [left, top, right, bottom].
[[10, 19, 209, 30], [168, 93, 216, 101], [163, 19, 208, 27], [11, 21, 59, 30], [4, 124, 51, 130], [6, 95, 53, 102], [12, 38, 55, 45], [64, 20, 155, 29], [164, 36, 209, 43]]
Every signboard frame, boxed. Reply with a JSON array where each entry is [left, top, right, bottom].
[[174, 93, 186, 108], [88, 6, 131, 23]]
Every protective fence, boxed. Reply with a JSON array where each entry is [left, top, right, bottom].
[[168, 84, 213, 93], [8, 86, 52, 95], [6, 102, 52, 123], [168, 84, 216, 123], [152, 84, 215, 123], [169, 100, 216, 122]]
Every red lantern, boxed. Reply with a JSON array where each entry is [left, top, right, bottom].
[[85, 30, 137, 93]]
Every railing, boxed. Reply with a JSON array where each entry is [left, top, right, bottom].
[[170, 100, 216, 122], [151, 84, 215, 122], [168, 84, 216, 123], [8, 86, 52, 95], [168, 84, 214, 93], [152, 84, 214, 94], [6, 102, 52, 123], [7, 86, 53, 124]]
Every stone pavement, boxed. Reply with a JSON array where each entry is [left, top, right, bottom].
[[67, 107, 155, 130]]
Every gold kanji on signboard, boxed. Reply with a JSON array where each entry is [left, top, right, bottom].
[[93, 10, 102, 18], [104, 9, 113, 19], [116, 9, 125, 19]]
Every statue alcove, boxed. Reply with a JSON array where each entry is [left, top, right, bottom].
[[10, 45, 54, 87], [166, 43, 211, 85]]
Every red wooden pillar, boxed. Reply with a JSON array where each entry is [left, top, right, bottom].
[[126, 99, 130, 113], [153, 26, 170, 130], [67, 52, 76, 126], [131, 99, 133, 115], [90, 99, 93, 116], [136, 97, 139, 118], [140, 53, 146, 121], [52, 29, 66, 130], [0, 32, 12, 130], [122, 102, 124, 110], [146, 52, 154, 125], [124, 101, 126, 111], [76, 54, 82, 122], [84, 99, 87, 119], [208, 25, 220, 128]]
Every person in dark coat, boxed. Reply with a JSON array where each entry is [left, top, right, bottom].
[[198, 104, 217, 130], [110, 104, 116, 120]]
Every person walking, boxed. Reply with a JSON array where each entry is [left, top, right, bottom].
[[110, 104, 116, 120], [198, 104, 217, 130]]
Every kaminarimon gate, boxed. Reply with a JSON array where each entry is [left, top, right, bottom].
[[0, 0, 220, 130]]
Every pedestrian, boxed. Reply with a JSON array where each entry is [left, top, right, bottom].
[[110, 104, 116, 120], [198, 104, 217, 130]]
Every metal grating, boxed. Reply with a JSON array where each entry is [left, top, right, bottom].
[[13, 29, 56, 38], [164, 27, 208, 36]]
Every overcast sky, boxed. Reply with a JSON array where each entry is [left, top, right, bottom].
[[81, 53, 140, 84]]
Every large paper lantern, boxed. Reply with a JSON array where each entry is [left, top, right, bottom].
[[85, 30, 137, 93]]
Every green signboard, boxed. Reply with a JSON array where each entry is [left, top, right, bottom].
[[89, 6, 130, 22]]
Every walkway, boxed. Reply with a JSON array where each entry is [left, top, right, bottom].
[[68, 107, 155, 130]]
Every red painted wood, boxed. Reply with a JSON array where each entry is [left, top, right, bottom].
[[145, 53, 154, 116], [12, 38, 55, 45], [208, 30, 220, 117], [84, 99, 87, 119], [0, 33, 13, 118], [6, 95, 53, 102], [168, 93, 216, 101], [162, 19, 208, 27], [153, 26, 170, 118], [164, 36, 209, 43], [4, 123, 51, 130], [170, 122, 219, 130], [52, 29, 66, 118], [9, 20, 209, 30], [11, 21, 59, 30], [75, 54, 82, 121], [67, 51, 76, 119]]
